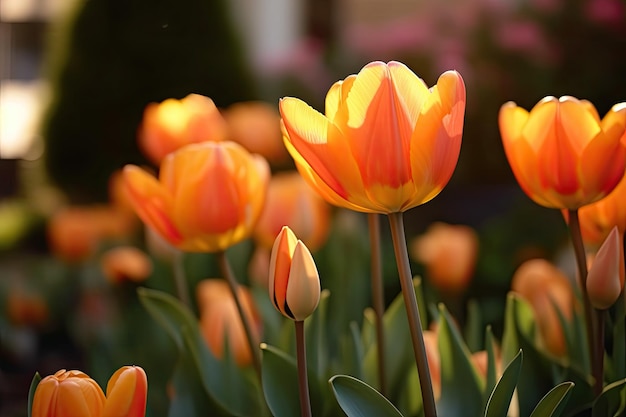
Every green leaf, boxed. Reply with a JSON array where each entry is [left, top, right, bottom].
[[593, 378, 626, 417], [484, 326, 498, 408], [529, 382, 575, 417], [261, 344, 301, 417], [612, 314, 625, 380], [484, 350, 522, 417], [27, 372, 41, 417], [465, 299, 484, 352], [437, 304, 484, 417], [330, 375, 404, 417]]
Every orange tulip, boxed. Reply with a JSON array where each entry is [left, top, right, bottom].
[[138, 94, 229, 165], [410, 222, 479, 294], [102, 366, 148, 417], [577, 171, 626, 248], [586, 227, 624, 309], [269, 226, 321, 321], [6, 286, 48, 326], [100, 246, 153, 284], [280, 61, 466, 214], [254, 171, 331, 252], [196, 279, 262, 366], [511, 258, 576, 356], [32, 369, 106, 417], [499, 97, 626, 209], [123, 141, 270, 252], [224, 101, 289, 164]]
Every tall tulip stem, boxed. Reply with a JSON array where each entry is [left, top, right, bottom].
[[295, 320, 313, 417], [173, 251, 191, 308], [216, 251, 262, 381], [388, 212, 437, 417], [567, 209, 602, 395], [368, 213, 387, 396]]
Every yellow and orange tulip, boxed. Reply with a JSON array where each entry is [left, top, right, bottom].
[[254, 171, 331, 252], [499, 96, 626, 209], [197, 279, 262, 366], [123, 141, 270, 252], [269, 226, 321, 321], [138, 94, 229, 165], [280, 60, 466, 214]]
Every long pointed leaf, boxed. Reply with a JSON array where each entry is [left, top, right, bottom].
[[485, 350, 523, 417], [592, 378, 626, 417], [529, 382, 575, 417], [330, 375, 404, 417], [261, 344, 301, 417], [27, 372, 41, 417]]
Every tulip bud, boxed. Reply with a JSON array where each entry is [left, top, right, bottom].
[[101, 246, 153, 284], [587, 226, 625, 309], [102, 365, 147, 417], [268, 226, 321, 321], [32, 369, 106, 417]]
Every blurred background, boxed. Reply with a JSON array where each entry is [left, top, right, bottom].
[[0, 0, 625, 415]]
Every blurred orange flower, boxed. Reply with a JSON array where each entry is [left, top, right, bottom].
[[499, 96, 626, 209], [410, 222, 479, 295], [6, 286, 48, 326], [123, 141, 270, 252], [511, 258, 576, 357], [100, 246, 153, 284], [196, 279, 262, 366], [224, 101, 289, 164], [138, 94, 228, 165], [280, 61, 466, 214], [577, 171, 626, 248], [47, 206, 137, 263], [254, 171, 331, 252]]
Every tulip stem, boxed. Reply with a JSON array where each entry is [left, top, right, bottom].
[[173, 251, 191, 308], [567, 209, 602, 395], [388, 212, 437, 417], [217, 251, 262, 382], [368, 213, 387, 396], [295, 320, 313, 417]]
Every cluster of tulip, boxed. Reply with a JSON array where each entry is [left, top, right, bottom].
[[27, 60, 626, 417]]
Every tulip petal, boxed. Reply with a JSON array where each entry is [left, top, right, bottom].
[[286, 241, 321, 321], [587, 227, 624, 309], [102, 366, 147, 417], [123, 165, 182, 245], [325, 76, 356, 122], [269, 227, 298, 318], [388, 61, 431, 127]]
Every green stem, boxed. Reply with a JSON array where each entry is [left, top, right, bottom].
[[368, 213, 387, 396], [388, 212, 437, 417], [567, 209, 602, 394], [295, 320, 313, 417], [173, 251, 191, 308], [216, 251, 262, 381]]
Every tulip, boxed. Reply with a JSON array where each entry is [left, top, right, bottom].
[[138, 94, 229, 165], [499, 96, 626, 209], [254, 171, 331, 252], [6, 286, 48, 326], [102, 366, 147, 417], [197, 279, 262, 366], [410, 222, 478, 294], [511, 258, 576, 356], [586, 227, 625, 309], [32, 369, 106, 417], [577, 172, 626, 248], [268, 226, 321, 321], [100, 246, 153, 284], [224, 101, 289, 164], [123, 141, 270, 252], [280, 60, 466, 214]]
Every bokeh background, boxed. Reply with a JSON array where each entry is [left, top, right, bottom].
[[1, 0, 625, 415]]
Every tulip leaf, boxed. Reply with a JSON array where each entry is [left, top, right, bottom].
[[484, 326, 498, 407], [329, 375, 404, 417], [27, 372, 41, 417], [484, 350, 522, 417], [260, 343, 301, 417], [437, 303, 484, 417], [592, 378, 626, 417], [528, 382, 575, 417]]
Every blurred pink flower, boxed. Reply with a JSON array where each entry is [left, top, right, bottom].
[[586, 0, 624, 27]]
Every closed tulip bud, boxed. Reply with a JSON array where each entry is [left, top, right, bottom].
[[32, 369, 106, 417], [586, 227, 625, 309], [123, 141, 270, 253], [280, 61, 465, 214], [499, 97, 626, 209], [138, 94, 229, 165], [269, 226, 321, 321], [101, 366, 147, 417]]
